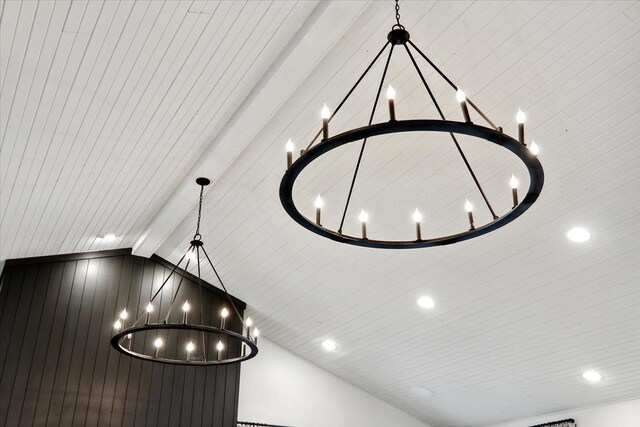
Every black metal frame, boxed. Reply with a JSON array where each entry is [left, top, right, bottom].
[[110, 179, 258, 365], [279, 21, 544, 249]]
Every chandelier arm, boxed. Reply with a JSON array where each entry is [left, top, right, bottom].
[[132, 249, 191, 326], [404, 44, 499, 220], [196, 246, 207, 361], [201, 246, 247, 330], [304, 41, 391, 151], [337, 44, 396, 233], [406, 39, 500, 131], [163, 257, 192, 324]]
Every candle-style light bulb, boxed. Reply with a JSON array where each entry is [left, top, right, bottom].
[[119, 309, 128, 320], [456, 89, 471, 122], [286, 138, 294, 168], [464, 199, 475, 229], [113, 319, 122, 330], [220, 307, 229, 329], [386, 85, 397, 121], [516, 109, 526, 144], [359, 209, 369, 239], [413, 209, 423, 240], [510, 174, 519, 208], [153, 337, 163, 357], [529, 140, 540, 156], [314, 194, 323, 225], [510, 174, 519, 189], [144, 302, 153, 324], [216, 341, 224, 351], [321, 104, 331, 139], [464, 199, 474, 213], [253, 328, 260, 344], [386, 85, 396, 100], [186, 341, 195, 361], [245, 317, 253, 327], [182, 301, 190, 324]]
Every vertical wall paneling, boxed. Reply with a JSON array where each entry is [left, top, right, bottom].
[[0, 249, 245, 426]]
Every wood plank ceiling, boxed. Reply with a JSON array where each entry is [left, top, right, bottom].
[[2, 1, 639, 425]]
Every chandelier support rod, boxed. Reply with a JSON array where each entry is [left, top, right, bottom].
[[305, 41, 391, 151], [337, 44, 396, 233], [163, 257, 191, 324], [404, 44, 498, 219], [132, 250, 190, 326], [196, 246, 207, 361], [201, 246, 247, 330], [407, 40, 500, 131]]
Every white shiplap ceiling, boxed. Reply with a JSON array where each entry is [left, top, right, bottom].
[[2, 1, 640, 426]]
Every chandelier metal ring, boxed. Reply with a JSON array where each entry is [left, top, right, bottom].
[[111, 323, 258, 366], [280, 120, 544, 249]]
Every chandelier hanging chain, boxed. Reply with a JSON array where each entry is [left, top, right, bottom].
[[394, 0, 402, 28], [194, 182, 205, 239], [304, 42, 391, 152], [338, 44, 396, 233], [403, 44, 498, 219]]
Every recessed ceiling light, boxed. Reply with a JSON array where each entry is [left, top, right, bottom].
[[321, 339, 337, 351], [99, 233, 117, 242], [567, 227, 590, 242], [582, 370, 602, 382], [410, 385, 434, 398], [417, 296, 435, 309]]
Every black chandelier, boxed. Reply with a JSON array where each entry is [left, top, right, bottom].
[[279, 0, 544, 249], [111, 178, 259, 365]]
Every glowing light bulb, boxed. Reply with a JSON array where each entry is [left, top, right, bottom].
[[464, 199, 474, 213], [386, 85, 396, 100], [182, 301, 190, 312], [413, 209, 422, 223], [245, 317, 253, 327], [321, 103, 331, 119], [216, 341, 224, 351], [154, 337, 163, 348], [119, 309, 128, 320], [314, 194, 324, 209], [146, 303, 153, 313], [285, 138, 294, 153], [127, 333, 132, 340], [113, 319, 122, 330], [186, 341, 195, 353], [510, 174, 519, 189], [529, 141, 540, 155], [456, 89, 466, 103], [220, 307, 229, 318], [359, 209, 369, 223], [253, 328, 260, 338], [516, 109, 526, 124]]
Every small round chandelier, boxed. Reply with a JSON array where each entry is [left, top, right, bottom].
[[280, 0, 544, 249], [111, 178, 259, 365]]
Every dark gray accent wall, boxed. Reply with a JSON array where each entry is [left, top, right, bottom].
[[0, 249, 244, 427]]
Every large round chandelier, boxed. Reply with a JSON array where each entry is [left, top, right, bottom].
[[280, 0, 544, 249], [111, 178, 259, 365]]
